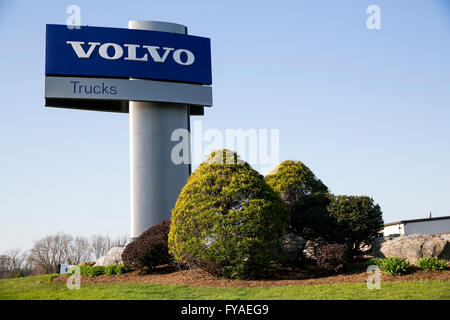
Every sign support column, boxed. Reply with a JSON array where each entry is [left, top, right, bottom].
[[129, 20, 191, 241]]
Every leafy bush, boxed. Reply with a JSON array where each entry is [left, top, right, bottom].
[[417, 257, 448, 270], [78, 265, 91, 276], [69, 265, 123, 276], [265, 162, 382, 252], [327, 195, 384, 250], [367, 257, 384, 268], [290, 193, 334, 240], [378, 257, 412, 276], [290, 194, 383, 250], [265, 160, 328, 206], [202, 148, 246, 165], [122, 219, 172, 272], [104, 265, 115, 275], [115, 265, 124, 275], [74, 265, 105, 276], [366, 257, 414, 276], [315, 244, 350, 272], [169, 150, 289, 279], [104, 265, 125, 275], [90, 266, 105, 276]]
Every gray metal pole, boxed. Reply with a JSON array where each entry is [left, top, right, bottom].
[[129, 20, 191, 241]]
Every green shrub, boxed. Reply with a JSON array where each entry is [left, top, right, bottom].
[[103, 265, 125, 275], [291, 194, 383, 249], [417, 257, 448, 270], [114, 265, 124, 275], [202, 148, 246, 166], [265, 162, 382, 251], [169, 150, 289, 279], [104, 265, 117, 275], [378, 257, 412, 276], [265, 160, 328, 206], [70, 265, 123, 276], [79, 265, 91, 276], [367, 257, 384, 268], [104, 265, 114, 275], [89, 266, 105, 276], [290, 193, 334, 240], [73, 265, 106, 276], [327, 195, 384, 250]]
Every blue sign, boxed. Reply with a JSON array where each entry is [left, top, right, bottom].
[[45, 24, 212, 85]]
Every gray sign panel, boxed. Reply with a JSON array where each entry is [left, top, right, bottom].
[[45, 77, 213, 107]]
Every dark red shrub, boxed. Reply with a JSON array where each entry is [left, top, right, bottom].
[[122, 219, 172, 272], [315, 244, 350, 273]]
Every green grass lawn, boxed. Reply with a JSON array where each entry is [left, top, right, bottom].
[[0, 275, 449, 300]]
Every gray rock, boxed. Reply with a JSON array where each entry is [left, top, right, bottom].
[[372, 233, 450, 264], [280, 233, 306, 263], [94, 247, 124, 266]]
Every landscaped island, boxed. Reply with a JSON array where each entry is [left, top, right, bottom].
[[1, 149, 449, 300]]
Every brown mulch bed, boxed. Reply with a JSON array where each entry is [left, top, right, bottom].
[[51, 262, 450, 288]]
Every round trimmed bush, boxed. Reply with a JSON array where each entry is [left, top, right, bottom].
[[122, 219, 172, 272], [202, 148, 246, 165], [327, 195, 384, 250], [290, 193, 334, 240], [168, 150, 290, 279], [265, 160, 328, 206]]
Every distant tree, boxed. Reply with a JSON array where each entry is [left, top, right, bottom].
[[90, 234, 128, 260], [5, 248, 25, 272], [28, 233, 73, 274], [68, 236, 92, 265], [110, 235, 128, 248], [2, 233, 128, 277], [0, 248, 31, 278], [90, 235, 111, 260], [0, 255, 8, 278]]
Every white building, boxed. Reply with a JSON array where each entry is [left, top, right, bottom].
[[383, 215, 450, 236]]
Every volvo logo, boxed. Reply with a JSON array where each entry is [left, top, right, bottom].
[[66, 41, 195, 66]]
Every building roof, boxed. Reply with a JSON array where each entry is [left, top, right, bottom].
[[384, 215, 450, 227]]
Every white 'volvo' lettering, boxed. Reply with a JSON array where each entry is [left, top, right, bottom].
[[66, 41, 100, 58], [66, 41, 195, 65]]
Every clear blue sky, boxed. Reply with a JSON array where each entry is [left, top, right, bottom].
[[0, 0, 449, 253]]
